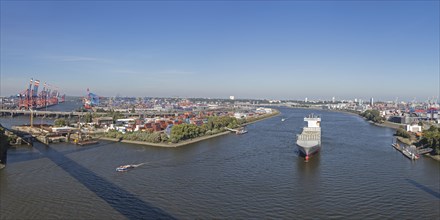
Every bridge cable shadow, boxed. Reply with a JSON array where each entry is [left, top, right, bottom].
[[405, 178, 440, 200], [7, 140, 113, 164], [32, 142, 176, 219]]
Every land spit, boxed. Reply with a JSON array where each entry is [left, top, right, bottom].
[[99, 110, 280, 148]]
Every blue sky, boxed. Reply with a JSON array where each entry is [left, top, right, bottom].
[[1, 1, 439, 101]]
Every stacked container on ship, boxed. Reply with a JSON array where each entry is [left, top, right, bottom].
[[296, 114, 321, 161]]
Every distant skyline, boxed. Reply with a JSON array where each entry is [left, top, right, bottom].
[[1, 1, 439, 101]]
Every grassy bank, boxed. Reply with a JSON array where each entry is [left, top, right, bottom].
[[373, 121, 402, 130], [396, 136, 414, 145], [100, 130, 231, 147]]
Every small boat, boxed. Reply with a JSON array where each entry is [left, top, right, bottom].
[[236, 129, 248, 135], [281, 118, 286, 122], [402, 148, 419, 160], [116, 165, 135, 172], [235, 127, 248, 135], [115, 163, 145, 172]]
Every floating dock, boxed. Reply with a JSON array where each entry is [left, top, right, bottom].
[[76, 140, 99, 146]]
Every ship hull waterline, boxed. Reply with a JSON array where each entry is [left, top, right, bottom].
[[296, 141, 321, 161]]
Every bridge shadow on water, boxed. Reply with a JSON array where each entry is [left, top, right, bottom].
[[32, 143, 176, 219], [6, 151, 45, 164], [406, 178, 440, 200], [57, 140, 115, 155], [8, 141, 112, 164]]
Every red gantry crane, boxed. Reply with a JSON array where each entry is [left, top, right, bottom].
[[17, 78, 65, 110]]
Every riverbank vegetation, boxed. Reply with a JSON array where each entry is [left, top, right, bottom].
[[103, 116, 242, 143], [170, 116, 242, 143], [54, 118, 69, 127], [360, 110, 384, 123], [395, 127, 411, 139], [394, 127, 414, 145], [418, 126, 440, 154], [104, 130, 166, 143]]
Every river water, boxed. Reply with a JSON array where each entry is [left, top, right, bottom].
[[1, 106, 439, 219]]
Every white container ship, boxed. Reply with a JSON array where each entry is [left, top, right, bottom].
[[296, 114, 321, 161]]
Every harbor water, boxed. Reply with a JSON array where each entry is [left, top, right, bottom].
[[1, 106, 439, 219]]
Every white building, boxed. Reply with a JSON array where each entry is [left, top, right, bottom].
[[234, 112, 247, 119], [256, 107, 273, 114], [229, 96, 235, 100], [406, 124, 422, 133]]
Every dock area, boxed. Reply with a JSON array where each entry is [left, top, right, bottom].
[[391, 143, 419, 160], [75, 140, 99, 146], [225, 127, 247, 135]]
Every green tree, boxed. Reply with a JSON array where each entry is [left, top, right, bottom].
[[420, 126, 440, 154], [84, 112, 93, 123], [54, 118, 67, 127], [170, 123, 205, 142], [395, 128, 411, 138], [160, 133, 169, 142], [104, 110, 123, 123], [361, 110, 384, 123]]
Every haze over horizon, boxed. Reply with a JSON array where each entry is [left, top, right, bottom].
[[1, 1, 439, 101]]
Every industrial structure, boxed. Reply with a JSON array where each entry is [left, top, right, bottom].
[[17, 78, 65, 110], [83, 88, 99, 109]]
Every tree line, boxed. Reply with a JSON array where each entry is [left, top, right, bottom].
[[170, 116, 242, 143], [103, 116, 243, 144], [418, 126, 440, 154], [360, 110, 384, 123]]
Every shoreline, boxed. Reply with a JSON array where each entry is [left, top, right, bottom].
[[100, 130, 232, 148], [242, 109, 280, 126], [307, 107, 403, 130], [424, 154, 440, 161], [330, 109, 440, 162], [371, 120, 402, 130], [99, 110, 280, 148]]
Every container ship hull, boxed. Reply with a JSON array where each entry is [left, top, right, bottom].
[[296, 140, 321, 157], [296, 114, 321, 161]]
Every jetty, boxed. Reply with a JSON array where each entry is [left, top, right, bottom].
[[417, 147, 433, 155], [75, 140, 99, 146], [225, 127, 247, 135], [391, 143, 419, 160]]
